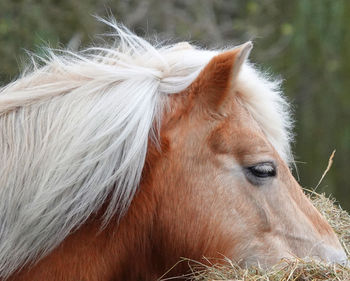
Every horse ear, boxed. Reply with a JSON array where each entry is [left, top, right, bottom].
[[231, 41, 252, 82], [191, 41, 252, 110]]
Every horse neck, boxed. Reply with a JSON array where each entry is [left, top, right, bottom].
[[9, 139, 221, 281], [7, 188, 157, 281], [7, 143, 163, 281]]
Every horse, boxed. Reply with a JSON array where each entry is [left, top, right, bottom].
[[0, 21, 347, 280]]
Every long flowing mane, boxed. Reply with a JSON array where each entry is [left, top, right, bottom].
[[0, 20, 293, 277]]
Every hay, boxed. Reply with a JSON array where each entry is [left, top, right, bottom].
[[166, 193, 350, 281]]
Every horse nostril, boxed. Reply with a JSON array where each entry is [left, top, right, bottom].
[[337, 252, 349, 267], [341, 258, 350, 267]]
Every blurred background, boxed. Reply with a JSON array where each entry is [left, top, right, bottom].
[[0, 0, 349, 210]]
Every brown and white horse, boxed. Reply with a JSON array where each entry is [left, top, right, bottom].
[[0, 22, 347, 280]]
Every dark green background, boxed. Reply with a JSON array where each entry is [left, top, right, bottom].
[[1, 0, 349, 210]]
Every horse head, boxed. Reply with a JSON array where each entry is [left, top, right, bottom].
[[142, 43, 347, 273], [0, 24, 347, 280]]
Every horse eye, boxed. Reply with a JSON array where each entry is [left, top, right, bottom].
[[244, 162, 277, 185]]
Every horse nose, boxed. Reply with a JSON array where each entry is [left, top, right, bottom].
[[321, 245, 348, 265]]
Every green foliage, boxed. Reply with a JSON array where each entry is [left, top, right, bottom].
[[0, 0, 349, 209]]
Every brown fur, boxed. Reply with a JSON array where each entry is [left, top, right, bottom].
[[7, 48, 344, 281]]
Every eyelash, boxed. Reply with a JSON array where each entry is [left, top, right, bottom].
[[244, 162, 277, 185]]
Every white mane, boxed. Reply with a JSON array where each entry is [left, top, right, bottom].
[[0, 20, 293, 277]]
